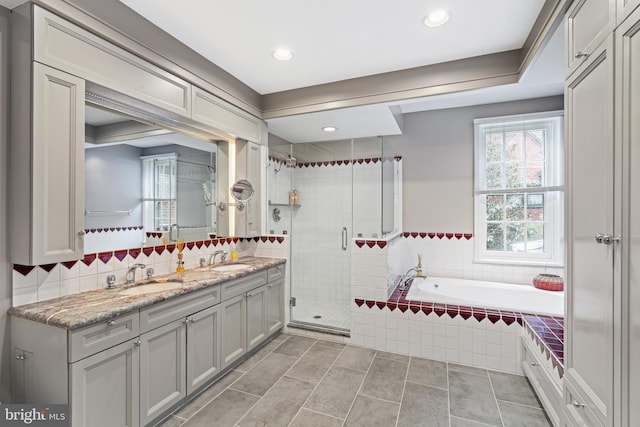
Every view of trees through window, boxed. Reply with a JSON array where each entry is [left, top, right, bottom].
[[484, 129, 546, 253]]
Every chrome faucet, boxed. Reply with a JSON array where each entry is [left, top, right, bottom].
[[209, 250, 227, 265], [126, 263, 146, 284], [399, 257, 424, 287]]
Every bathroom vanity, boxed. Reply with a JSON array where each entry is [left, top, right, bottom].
[[9, 257, 285, 427]]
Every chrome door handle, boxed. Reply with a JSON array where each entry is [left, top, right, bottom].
[[595, 233, 620, 245], [341, 227, 347, 251], [572, 400, 585, 408], [594, 233, 605, 244], [574, 52, 589, 59]]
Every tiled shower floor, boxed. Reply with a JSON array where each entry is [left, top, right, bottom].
[[291, 299, 351, 331], [158, 334, 551, 427]]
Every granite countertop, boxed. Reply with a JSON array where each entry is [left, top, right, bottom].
[[8, 257, 285, 330]]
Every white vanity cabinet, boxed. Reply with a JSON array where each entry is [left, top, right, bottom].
[[220, 265, 285, 368]]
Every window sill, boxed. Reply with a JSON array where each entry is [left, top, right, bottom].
[[473, 258, 564, 268]]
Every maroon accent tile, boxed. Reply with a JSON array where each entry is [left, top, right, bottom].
[[277, 236, 285, 243], [455, 233, 463, 240], [409, 305, 421, 314], [366, 240, 376, 248], [269, 236, 276, 243], [112, 250, 127, 262], [39, 263, 57, 273], [459, 309, 472, 320], [13, 264, 36, 276], [82, 253, 97, 266], [261, 236, 268, 243], [421, 306, 433, 316], [61, 260, 78, 270], [434, 304, 446, 317], [357, 159, 363, 164], [410, 232, 418, 238], [330, 161, 336, 166], [445, 233, 454, 240], [142, 247, 154, 257], [97, 252, 113, 264], [419, 232, 427, 238], [155, 246, 165, 255], [129, 248, 141, 259], [446, 305, 459, 319], [502, 314, 516, 326], [232, 237, 239, 243], [203, 240, 212, 247], [365, 300, 375, 308], [186, 241, 195, 250], [355, 240, 365, 248], [375, 301, 386, 310], [387, 302, 397, 311], [428, 232, 436, 239], [436, 233, 444, 239], [377, 241, 387, 249], [486, 310, 501, 324], [355, 299, 364, 307], [398, 304, 408, 313], [464, 233, 473, 240], [472, 307, 486, 322], [403, 232, 410, 238], [166, 244, 176, 253], [195, 240, 203, 249]]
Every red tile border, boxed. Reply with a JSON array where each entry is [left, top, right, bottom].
[[522, 314, 565, 377], [13, 264, 36, 276], [402, 232, 473, 240]]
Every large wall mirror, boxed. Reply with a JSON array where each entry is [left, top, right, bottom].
[[84, 103, 227, 253]]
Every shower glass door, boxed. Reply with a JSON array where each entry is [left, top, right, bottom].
[[289, 141, 353, 332]]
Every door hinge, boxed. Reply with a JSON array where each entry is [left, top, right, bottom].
[[289, 297, 296, 307]]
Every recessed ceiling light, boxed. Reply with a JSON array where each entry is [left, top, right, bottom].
[[322, 126, 337, 132], [423, 9, 449, 27], [272, 48, 293, 61]]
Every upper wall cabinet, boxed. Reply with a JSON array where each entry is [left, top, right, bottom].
[[9, 61, 86, 265], [32, 5, 192, 117], [192, 87, 265, 145], [565, 0, 615, 77], [617, 0, 640, 24]]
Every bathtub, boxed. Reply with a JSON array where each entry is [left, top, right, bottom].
[[405, 276, 564, 317]]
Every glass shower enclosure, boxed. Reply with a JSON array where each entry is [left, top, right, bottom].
[[267, 136, 400, 334]]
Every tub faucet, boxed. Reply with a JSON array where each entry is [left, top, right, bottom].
[[126, 263, 146, 284], [209, 250, 227, 265], [399, 256, 423, 287]]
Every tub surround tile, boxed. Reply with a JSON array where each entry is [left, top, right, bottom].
[[522, 314, 565, 378]]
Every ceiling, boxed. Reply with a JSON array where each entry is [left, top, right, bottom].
[[0, 0, 565, 144]]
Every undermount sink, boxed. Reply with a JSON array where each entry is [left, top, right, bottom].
[[211, 263, 251, 272], [119, 281, 185, 296]]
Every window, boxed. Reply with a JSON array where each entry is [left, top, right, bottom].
[[474, 111, 564, 266], [142, 154, 177, 232]]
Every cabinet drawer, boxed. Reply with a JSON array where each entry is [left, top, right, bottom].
[[564, 381, 604, 427], [566, 0, 613, 75], [68, 312, 139, 362], [267, 263, 285, 283], [140, 286, 220, 334], [221, 271, 267, 301], [521, 339, 562, 427]]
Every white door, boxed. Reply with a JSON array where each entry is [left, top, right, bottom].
[[70, 339, 139, 427], [565, 36, 616, 427]]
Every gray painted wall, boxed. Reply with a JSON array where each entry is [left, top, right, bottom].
[[0, 6, 12, 402], [390, 95, 564, 232]]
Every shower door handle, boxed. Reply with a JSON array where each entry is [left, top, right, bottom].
[[341, 227, 348, 251]]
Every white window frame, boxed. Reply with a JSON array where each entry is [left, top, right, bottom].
[[473, 111, 564, 267]]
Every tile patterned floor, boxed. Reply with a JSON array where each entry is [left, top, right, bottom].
[[157, 334, 551, 427]]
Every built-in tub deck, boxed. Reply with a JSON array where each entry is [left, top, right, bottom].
[[354, 280, 565, 376]]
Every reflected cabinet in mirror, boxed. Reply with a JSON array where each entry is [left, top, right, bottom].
[[84, 104, 224, 253]]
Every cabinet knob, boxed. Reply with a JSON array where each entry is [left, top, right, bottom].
[[133, 340, 141, 347], [574, 52, 589, 59], [572, 400, 585, 408], [15, 354, 25, 361], [247, 292, 253, 297], [530, 362, 539, 366]]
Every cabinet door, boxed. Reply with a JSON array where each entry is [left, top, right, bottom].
[[618, 9, 640, 427], [32, 62, 85, 264], [220, 294, 247, 368], [565, 0, 614, 76], [246, 285, 267, 351], [186, 305, 221, 395], [139, 320, 187, 426], [266, 278, 284, 336], [565, 36, 616, 427], [70, 339, 139, 427]]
